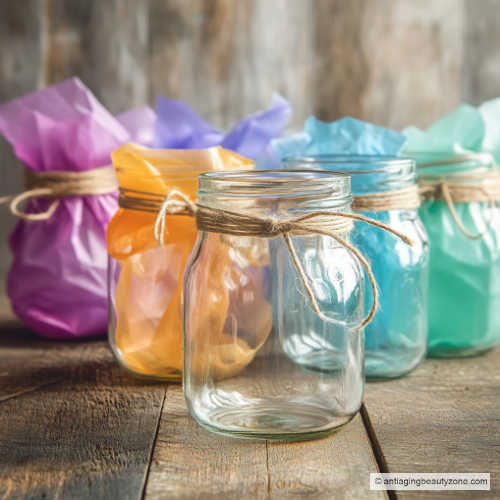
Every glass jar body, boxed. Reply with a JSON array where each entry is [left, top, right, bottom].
[[412, 151, 500, 357], [108, 209, 197, 381], [420, 200, 500, 357], [351, 209, 429, 378], [184, 232, 364, 440], [183, 170, 365, 441], [282, 156, 429, 379], [106, 144, 254, 380]]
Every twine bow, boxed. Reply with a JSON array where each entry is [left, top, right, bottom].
[[0, 166, 118, 221], [151, 190, 413, 329]]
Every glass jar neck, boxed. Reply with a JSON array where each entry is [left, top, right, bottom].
[[407, 151, 496, 178], [113, 143, 255, 209], [117, 171, 200, 213], [197, 169, 352, 216], [282, 155, 416, 195]]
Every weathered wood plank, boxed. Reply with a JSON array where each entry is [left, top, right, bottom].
[[145, 385, 384, 499], [313, 0, 369, 122], [0, 296, 72, 401], [0, 325, 166, 500], [360, 0, 464, 130], [0, 1, 45, 99], [0, 0, 45, 283], [364, 349, 500, 499], [149, 0, 466, 133], [267, 414, 387, 499], [0, 326, 66, 403], [46, 0, 150, 114], [149, 0, 315, 131], [463, 0, 500, 105], [144, 385, 269, 500]]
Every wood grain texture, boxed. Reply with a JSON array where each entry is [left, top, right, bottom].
[[46, 0, 150, 114], [0, 314, 68, 403], [463, 0, 500, 105], [0, 0, 44, 283], [364, 349, 500, 499], [0, 1, 45, 100], [150, 0, 315, 131], [144, 385, 269, 500], [148, 0, 467, 132], [361, 0, 464, 130], [0, 319, 166, 500], [144, 385, 384, 500], [266, 415, 386, 499], [313, 0, 369, 122]]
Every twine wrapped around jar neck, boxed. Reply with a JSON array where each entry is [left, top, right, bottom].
[[419, 168, 500, 239], [0, 166, 118, 221], [351, 185, 421, 212], [131, 189, 414, 330], [282, 156, 420, 212]]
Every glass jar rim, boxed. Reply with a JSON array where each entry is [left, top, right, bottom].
[[115, 166, 202, 181], [406, 151, 495, 177], [282, 154, 415, 173], [198, 169, 352, 203], [406, 151, 494, 167], [113, 144, 257, 184], [282, 155, 416, 194]]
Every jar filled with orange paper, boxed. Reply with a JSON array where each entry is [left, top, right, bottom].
[[107, 143, 254, 380]]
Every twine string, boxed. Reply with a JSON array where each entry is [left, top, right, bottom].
[[153, 191, 198, 244], [149, 189, 413, 329], [440, 182, 494, 240], [419, 169, 500, 239], [0, 166, 118, 221], [351, 185, 421, 212]]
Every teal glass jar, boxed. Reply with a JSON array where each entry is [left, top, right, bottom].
[[183, 170, 365, 441], [411, 152, 500, 357], [284, 156, 429, 379]]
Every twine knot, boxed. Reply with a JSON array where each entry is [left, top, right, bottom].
[[263, 218, 293, 235], [153, 190, 198, 244]]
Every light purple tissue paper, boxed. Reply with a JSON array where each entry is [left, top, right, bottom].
[[117, 106, 156, 147], [0, 77, 154, 339], [154, 94, 291, 159]]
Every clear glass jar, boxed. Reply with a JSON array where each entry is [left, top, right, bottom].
[[107, 144, 253, 380], [410, 152, 500, 357], [283, 156, 429, 379], [183, 170, 365, 441]]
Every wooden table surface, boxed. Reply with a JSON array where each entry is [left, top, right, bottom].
[[0, 299, 498, 500]]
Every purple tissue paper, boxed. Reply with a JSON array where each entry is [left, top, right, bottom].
[[0, 77, 154, 339], [154, 93, 291, 159]]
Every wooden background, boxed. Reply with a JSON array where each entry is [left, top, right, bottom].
[[1, 0, 499, 282]]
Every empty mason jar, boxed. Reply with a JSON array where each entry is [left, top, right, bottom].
[[411, 152, 500, 357], [283, 156, 429, 379], [183, 170, 365, 441]]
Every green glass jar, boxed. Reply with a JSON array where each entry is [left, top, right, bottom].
[[412, 152, 500, 357]]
